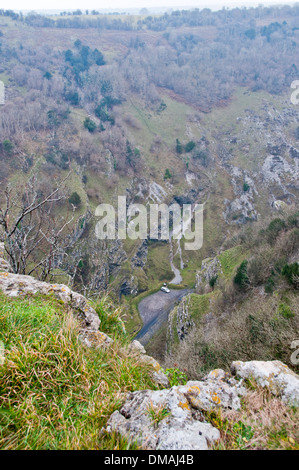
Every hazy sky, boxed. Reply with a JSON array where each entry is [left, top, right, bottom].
[[2, 0, 297, 12]]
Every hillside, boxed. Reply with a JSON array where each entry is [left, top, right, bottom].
[[0, 5, 298, 450], [0, 7, 298, 320], [160, 209, 299, 378]]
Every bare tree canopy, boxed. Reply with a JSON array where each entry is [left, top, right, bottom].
[[0, 172, 77, 281]]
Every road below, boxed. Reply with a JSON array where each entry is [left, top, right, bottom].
[[135, 288, 191, 346]]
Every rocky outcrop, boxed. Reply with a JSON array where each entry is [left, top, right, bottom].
[[168, 295, 194, 342], [119, 275, 138, 297], [104, 365, 243, 450], [105, 360, 299, 450], [231, 360, 299, 407], [105, 386, 221, 450], [195, 256, 222, 292], [108, 239, 128, 277], [128, 340, 169, 387], [222, 165, 258, 225], [262, 155, 297, 185], [131, 240, 148, 269], [289, 146, 299, 160], [0, 246, 112, 348]]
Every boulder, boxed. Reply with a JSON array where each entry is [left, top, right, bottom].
[[139, 354, 170, 387], [129, 340, 146, 355], [231, 360, 299, 407], [105, 387, 220, 450], [105, 367, 247, 450]]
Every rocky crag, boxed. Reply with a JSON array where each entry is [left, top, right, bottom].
[[105, 360, 299, 450]]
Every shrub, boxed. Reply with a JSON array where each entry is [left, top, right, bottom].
[[209, 276, 218, 288], [84, 117, 97, 133], [247, 314, 265, 344], [68, 192, 81, 206], [2, 139, 13, 155], [234, 260, 250, 289], [175, 138, 183, 154], [44, 71, 52, 80], [265, 276, 276, 294], [164, 168, 172, 180], [64, 91, 80, 106], [185, 141, 196, 153], [277, 302, 294, 319], [282, 263, 299, 289], [95, 105, 114, 124], [287, 212, 299, 228], [264, 218, 286, 245], [164, 368, 188, 386]]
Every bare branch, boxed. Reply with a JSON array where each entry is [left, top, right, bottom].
[[0, 170, 77, 281]]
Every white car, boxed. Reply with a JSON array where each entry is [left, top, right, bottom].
[[161, 286, 170, 293]]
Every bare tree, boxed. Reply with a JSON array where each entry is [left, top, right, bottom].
[[0, 172, 77, 281]]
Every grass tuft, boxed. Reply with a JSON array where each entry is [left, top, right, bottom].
[[0, 292, 156, 450]]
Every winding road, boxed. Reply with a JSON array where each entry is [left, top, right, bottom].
[[135, 288, 191, 346]]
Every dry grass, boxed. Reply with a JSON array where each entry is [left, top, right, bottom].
[[164, 289, 299, 379], [209, 386, 299, 450]]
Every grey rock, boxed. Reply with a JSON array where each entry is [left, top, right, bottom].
[[289, 147, 299, 159], [179, 376, 243, 412], [139, 354, 170, 387], [0, 271, 100, 330], [231, 360, 299, 407], [196, 256, 222, 292], [131, 240, 148, 268], [170, 294, 194, 341], [105, 387, 220, 450], [129, 340, 146, 355], [105, 366, 250, 450], [152, 371, 170, 388], [120, 275, 138, 296]]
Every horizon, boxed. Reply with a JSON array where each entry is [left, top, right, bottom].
[[3, 0, 299, 14]]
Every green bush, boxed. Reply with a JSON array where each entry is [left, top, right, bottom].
[[84, 117, 97, 133], [209, 276, 218, 288], [2, 139, 13, 155], [164, 368, 188, 386], [264, 218, 286, 245], [68, 192, 81, 206], [287, 212, 299, 228], [185, 141, 196, 153], [176, 138, 183, 154], [282, 263, 299, 288], [234, 260, 250, 289], [164, 168, 172, 180], [277, 302, 294, 319], [265, 276, 276, 294]]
